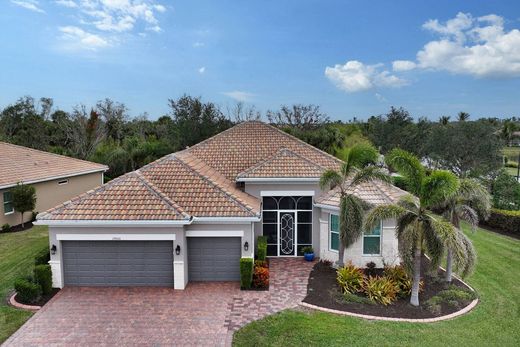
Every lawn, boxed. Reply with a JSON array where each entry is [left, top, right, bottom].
[[0, 226, 49, 344], [233, 224, 520, 347]]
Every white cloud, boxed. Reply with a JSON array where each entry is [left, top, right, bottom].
[[59, 26, 109, 50], [392, 60, 417, 71], [54, 0, 77, 8], [375, 93, 387, 102], [222, 91, 255, 102], [325, 60, 408, 92], [198, 66, 205, 74], [10, 0, 45, 13]]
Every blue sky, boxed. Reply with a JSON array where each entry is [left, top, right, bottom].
[[1, 0, 519, 120]]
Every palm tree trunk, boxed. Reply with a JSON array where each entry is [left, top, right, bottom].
[[445, 248, 453, 282], [337, 240, 345, 268], [410, 238, 422, 307]]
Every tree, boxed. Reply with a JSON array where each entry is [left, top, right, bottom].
[[319, 143, 390, 267], [267, 104, 329, 130], [284, 125, 345, 155], [365, 149, 472, 306], [492, 170, 520, 210], [96, 98, 128, 143], [227, 102, 261, 123], [457, 112, 470, 122], [435, 179, 490, 282], [11, 183, 36, 228], [439, 116, 450, 125]]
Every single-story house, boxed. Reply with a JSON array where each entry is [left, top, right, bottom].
[[36, 121, 406, 290], [0, 142, 107, 227]]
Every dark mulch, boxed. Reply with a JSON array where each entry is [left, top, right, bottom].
[[16, 288, 60, 307], [1, 222, 34, 234], [479, 223, 519, 240], [303, 257, 472, 319]]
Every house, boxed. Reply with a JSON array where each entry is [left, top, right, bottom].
[[36, 122, 406, 290], [0, 142, 107, 228]]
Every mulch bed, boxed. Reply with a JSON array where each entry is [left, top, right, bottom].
[[303, 257, 472, 319], [1, 222, 34, 233], [16, 288, 60, 307]]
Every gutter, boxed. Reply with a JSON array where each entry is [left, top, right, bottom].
[[314, 203, 340, 212], [236, 177, 320, 183], [34, 219, 192, 227]]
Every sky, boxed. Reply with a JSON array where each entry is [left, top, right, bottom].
[[0, 0, 519, 121]]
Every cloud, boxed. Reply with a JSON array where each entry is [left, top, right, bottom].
[[198, 66, 205, 74], [58, 26, 109, 50], [54, 0, 77, 8], [398, 13, 520, 78], [392, 60, 417, 71], [10, 0, 45, 13], [375, 93, 387, 102], [222, 91, 255, 102], [325, 60, 408, 92]]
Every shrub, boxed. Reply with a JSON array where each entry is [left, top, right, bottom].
[[34, 249, 50, 266], [365, 261, 377, 276], [483, 209, 520, 234], [363, 276, 398, 305], [1, 223, 10, 233], [14, 278, 41, 304], [34, 264, 52, 295], [337, 263, 365, 294], [239, 257, 254, 289], [254, 260, 268, 269], [256, 236, 267, 261], [252, 266, 270, 288], [384, 265, 424, 297], [302, 246, 314, 254], [424, 287, 477, 314], [392, 175, 409, 191], [492, 170, 520, 210]]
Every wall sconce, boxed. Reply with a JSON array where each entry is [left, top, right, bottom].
[[51, 244, 57, 255], [244, 241, 249, 251], [175, 245, 181, 255]]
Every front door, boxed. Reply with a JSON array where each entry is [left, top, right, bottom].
[[279, 212, 295, 256]]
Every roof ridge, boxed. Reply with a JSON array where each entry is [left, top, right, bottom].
[[367, 179, 394, 204]]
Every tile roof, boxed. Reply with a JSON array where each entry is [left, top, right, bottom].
[[0, 142, 107, 188], [315, 180, 409, 208], [236, 149, 326, 179]]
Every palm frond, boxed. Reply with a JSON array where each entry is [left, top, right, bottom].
[[364, 204, 407, 231], [347, 143, 379, 168], [456, 204, 479, 231], [397, 194, 420, 214], [319, 169, 343, 191], [421, 170, 459, 207], [458, 178, 491, 220], [385, 148, 425, 196], [350, 166, 391, 187], [456, 230, 477, 278], [396, 221, 419, 275], [340, 195, 365, 248], [422, 217, 446, 270], [395, 211, 418, 240]]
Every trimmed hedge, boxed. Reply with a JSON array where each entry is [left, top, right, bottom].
[[34, 264, 52, 295], [34, 249, 50, 266], [240, 257, 254, 289], [483, 209, 520, 234], [257, 236, 267, 261], [14, 278, 41, 304]]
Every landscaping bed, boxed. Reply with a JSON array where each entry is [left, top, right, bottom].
[[11, 288, 60, 308], [303, 257, 476, 319]]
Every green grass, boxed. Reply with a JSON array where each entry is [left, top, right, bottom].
[[503, 146, 520, 162], [233, 225, 520, 347], [0, 226, 48, 343]]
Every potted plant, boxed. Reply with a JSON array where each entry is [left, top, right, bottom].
[[302, 246, 315, 261]]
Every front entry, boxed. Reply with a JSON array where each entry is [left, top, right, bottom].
[[279, 212, 295, 255]]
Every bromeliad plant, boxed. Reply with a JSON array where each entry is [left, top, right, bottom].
[[365, 149, 476, 306], [337, 262, 365, 294], [320, 143, 391, 267]]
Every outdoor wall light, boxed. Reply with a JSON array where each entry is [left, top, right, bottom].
[[175, 245, 181, 255], [51, 244, 57, 255], [244, 241, 249, 251]]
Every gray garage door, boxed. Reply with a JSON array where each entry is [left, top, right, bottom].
[[62, 241, 174, 287], [188, 237, 241, 281]]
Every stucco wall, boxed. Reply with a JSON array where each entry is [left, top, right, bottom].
[[0, 171, 103, 227], [319, 209, 400, 268]]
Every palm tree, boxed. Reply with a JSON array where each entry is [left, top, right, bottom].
[[457, 112, 470, 122], [439, 116, 450, 125], [365, 149, 470, 306], [319, 143, 390, 268], [436, 178, 490, 282]]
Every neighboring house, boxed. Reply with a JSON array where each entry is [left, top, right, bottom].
[[0, 142, 107, 227], [36, 122, 406, 290]]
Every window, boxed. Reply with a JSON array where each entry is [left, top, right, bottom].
[[329, 214, 339, 252], [363, 222, 382, 255], [58, 179, 69, 185], [3, 191, 14, 215]]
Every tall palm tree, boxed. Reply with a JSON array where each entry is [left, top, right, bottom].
[[436, 178, 490, 282], [320, 143, 390, 268], [457, 112, 470, 122], [439, 115, 450, 125], [365, 149, 471, 306]]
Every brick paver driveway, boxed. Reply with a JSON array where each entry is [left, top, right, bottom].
[[4, 258, 314, 347]]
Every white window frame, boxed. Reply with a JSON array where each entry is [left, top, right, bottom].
[[329, 213, 339, 253], [3, 191, 14, 215], [362, 221, 383, 256]]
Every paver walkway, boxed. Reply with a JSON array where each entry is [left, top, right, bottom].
[[3, 258, 314, 347]]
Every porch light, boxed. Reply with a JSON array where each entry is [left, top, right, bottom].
[[175, 245, 181, 255], [244, 241, 249, 251], [51, 244, 57, 255]]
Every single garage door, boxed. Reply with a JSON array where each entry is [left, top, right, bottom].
[[62, 241, 174, 287], [188, 237, 241, 281]]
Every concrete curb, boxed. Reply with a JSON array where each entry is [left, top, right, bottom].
[[9, 292, 41, 311]]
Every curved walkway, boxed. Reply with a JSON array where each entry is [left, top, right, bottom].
[[3, 258, 314, 347]]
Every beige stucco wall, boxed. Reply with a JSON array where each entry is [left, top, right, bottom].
[[319, 209, 400, 268], [0, 172, 103, 227]]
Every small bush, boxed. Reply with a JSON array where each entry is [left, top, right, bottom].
[[483, 209, 520, 234], [31, 211, 39, 222], [240, 258, 254, 289], [392, 175, 409, 191], [384, 265, 424, 297], [365, 261, 377, 276], [424, 287, 476, 314], [363, 276, 398, 306], [34, 264, 52, 295], [256, 236, 267, 261], [252, 266, 269, 288], [14, 278, 41, 304], [1, 223, 10, 233], [342, 291, 375, 305], [337, 263, 365, 294], [254, 260, 268, 269], [302, 246, 314, 254], [34, 249, 50, 266]]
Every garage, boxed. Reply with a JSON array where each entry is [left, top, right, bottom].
[[188, 237, 241, 281], [62, 240, 174, 287]]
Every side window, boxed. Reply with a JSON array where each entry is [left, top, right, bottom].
[[330, 214, 339, 251], [3, 191, 14, 214], [363, 222, 381, 255]]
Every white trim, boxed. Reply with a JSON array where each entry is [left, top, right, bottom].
[[260, 190, 315, 197], [0, 168, 108, 190], [35, 220, 190, 227], [237, 178, 319, 183], [191, 216, 260, 223], [186, 230, 244, 237], [314, 203, 340, 212], [56, 234, 176, 241], [4, 211, 14, 216]]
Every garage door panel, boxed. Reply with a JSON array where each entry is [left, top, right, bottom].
[[188, 237, 241, 281], [62, 241, 174, 287]]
